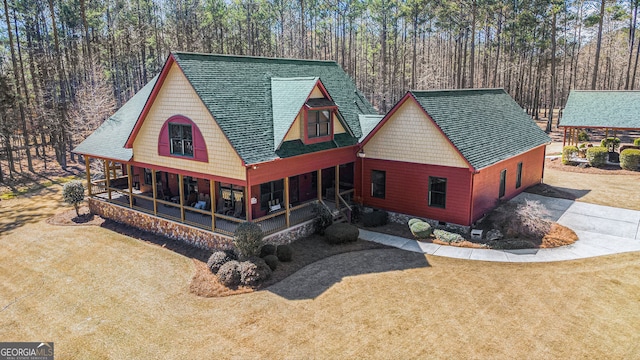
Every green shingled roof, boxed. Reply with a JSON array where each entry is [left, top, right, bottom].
[[172, 52, 377, 164], [271, 77, 318, 150], [73, 75, 158, 161], [358, 114, 384, 141], [561, 90, 640, 129], [410, 89, 550, 170]]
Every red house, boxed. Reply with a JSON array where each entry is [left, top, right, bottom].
[[357, 89, 550, 227]]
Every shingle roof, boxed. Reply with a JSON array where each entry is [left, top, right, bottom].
[[271, 77, 318, 150], [561, 90, 640, 129], [410, 89, 550, 170], [73, 75, 158, 161], [358, 114, 384, 142], [172, 52, 377, 164]]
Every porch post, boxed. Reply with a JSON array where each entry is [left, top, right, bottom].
[[210, 180, 216, 231], [317, 169, 322, 201], [105, 160, 112, 200], [284, 177, 290, 228], [335, 165, 340, 207], [245, 186, 252, 221], [151, 169, 158, 215], [85, 156, 92, 197], [178, 174, 185, 222], [562, 127, 567, 147], [127, 164, 133, 208]]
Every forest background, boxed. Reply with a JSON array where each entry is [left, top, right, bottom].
[[0, 0, 638, 184]]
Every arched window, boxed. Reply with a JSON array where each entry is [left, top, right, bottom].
[[158, 115, 208, 162]]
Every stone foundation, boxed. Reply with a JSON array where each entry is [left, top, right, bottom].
[[264, 220, 316, 245], [363, 206, 470, 235]]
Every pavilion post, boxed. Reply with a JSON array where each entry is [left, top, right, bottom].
[[562, 127, 567, 147], [85, 156, 92, 197]]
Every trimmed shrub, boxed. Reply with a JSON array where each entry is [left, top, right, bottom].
[[361, 209, 388, 227], [260, 244, 276, 258], [312, 203, 333, 234], [601, 137, 621, 152], [324, 223, 359, 244], [217, 260, 241, 287], [207, 251, 233, 274], [410, 221, 432, 239], [62, 181, 85, 217], [634, 138, 640, 147], [620, 145, 640, 153], [620, 149, 640, 171], [263, 254, 279, 271], [233, 222, 264, 258], [238, 257, 272, 286], [561, 146, 579, 165], [577, 130, 590, 142], [276, 244, 293, 262], [433, 229, 464, 243], [586, 146, 608, 167], [407, 218, 423, 227]]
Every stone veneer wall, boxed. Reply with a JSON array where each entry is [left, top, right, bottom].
[[89, 198, 316, 250], [364, 207, 471, 235]]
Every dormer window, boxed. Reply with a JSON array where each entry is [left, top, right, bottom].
[[169, 123, 193, 156], [307, 110, 331, 138]]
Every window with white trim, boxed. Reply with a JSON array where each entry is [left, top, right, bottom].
[[169, 123, 193, 156]]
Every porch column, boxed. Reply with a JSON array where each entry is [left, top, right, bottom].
[[317, 169, 322, 201], [210, 180, 216, 231], [105, 160, 112, 200], [284, 177, 290, 228], [85, 156, 92, 197], [335, 165, 340, 207], [127, 164, 133, 208], [151, 169, 158, 215], [245, 186, 252, 221], [178, 174, 185, 222]]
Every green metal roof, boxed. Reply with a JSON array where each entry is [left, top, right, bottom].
[[410, 89, 550, 170], [358, 114, 384, 141], [271, 77, 318, 150], [172, 52, 377, 164], [561, 90, 640, 129], [72, 75, 158, 161]]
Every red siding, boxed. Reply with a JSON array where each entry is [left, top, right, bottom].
[[359, 158, 473, 225], [470, 146, 545, 222]]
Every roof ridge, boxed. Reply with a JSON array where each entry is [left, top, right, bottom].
[[272, 76, 319, 81], [411, 88, 505, 94], [172, 51, 338, 66]]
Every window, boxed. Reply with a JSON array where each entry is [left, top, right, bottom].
[[516, 162, 523, 189], [169, 123, 193, 156], [499, 169, 507, 198], [260, 180, 284, 211], [144, 168, 153, 185], [428, 177, 447, 208], [220, 183, 244, 209], [307, 110, 331, 138], [371, 170, 386, 199]]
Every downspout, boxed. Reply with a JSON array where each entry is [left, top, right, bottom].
[[468, 166, 478, 226]]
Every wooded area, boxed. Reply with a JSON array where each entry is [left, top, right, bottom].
[[0, 0, 639, 183]]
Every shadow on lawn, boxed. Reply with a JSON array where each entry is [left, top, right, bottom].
[[266, 248, 430, 300]]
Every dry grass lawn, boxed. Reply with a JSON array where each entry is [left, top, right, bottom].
[[2, 186, 640, 358]]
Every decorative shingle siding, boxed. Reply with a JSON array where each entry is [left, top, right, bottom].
[[363, 99, 469, 168], [132, 62, 246, 180]]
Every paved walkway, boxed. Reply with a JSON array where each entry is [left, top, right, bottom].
[[360, 193, 640, 263]]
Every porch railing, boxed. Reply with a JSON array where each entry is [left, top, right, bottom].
[[337, 189, 354, 223], [90, 179, 107, 195]]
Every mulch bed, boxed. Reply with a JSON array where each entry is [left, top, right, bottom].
[[47, 206, 105, 226], [545, 157, 640, 175]]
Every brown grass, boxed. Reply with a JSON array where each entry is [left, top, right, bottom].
[[541, 223, 579, 248]]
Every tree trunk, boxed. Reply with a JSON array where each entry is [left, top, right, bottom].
[[548, 11, 557, 133], [591, 0, 606, 90]]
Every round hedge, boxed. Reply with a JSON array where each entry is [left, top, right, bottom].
[[217, 260, 241, 287], [634, 138, 640, 147], [238, 257, 272, 286], [324, 223, 359, 244], [586, 147, 608, 167], [562, 145, 579, 165], [276, 244, 293, 262], [233, 222, 264, 258], [620, 149, 640, 171], [410, 221, 432, 239], [407, 218, 424, 227], [207, 251, 234, 274], [260, 244, 276, 258], [263, 254, 279, 271]]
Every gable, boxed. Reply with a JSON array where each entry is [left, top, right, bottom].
[[131, 62, 246, 180], [363, 98, 469, 168]]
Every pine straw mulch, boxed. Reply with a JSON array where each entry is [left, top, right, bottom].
[[545, 157, 640, 175], [47, 206, 105, 226]]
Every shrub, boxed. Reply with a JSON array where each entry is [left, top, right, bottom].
[[410, 221, 432, 239], [620, 145, 640, 153], [586, 146, 608, 167], [408, 218, 423, 227], [312, 203, 333, 234], [433, 229, 464, 243], [620, 149, 640, 171], [600, 137, 621, 152], [238, 257, 272, 286], [276, 244, 293, 262], [263, 254, 279, 271], [361, 210, 388, 227], [577, 130, 590, 142], [62, 181, 85, 217], [635, 138, 640, 147], [561, 146, 579, 165], [260, 244, 276, 258], [324, 223, 359, 244], [233, 222, 264, 258], [207, 251, 233, 274], [217, 260, 241, 287]]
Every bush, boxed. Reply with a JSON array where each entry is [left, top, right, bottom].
[[312, 203, 333, 234], [217, 260, 241, 287], [433, 229, 464, 243], [276, 244, 293, 262], [324, 223, 359, 244], [410, 221, 432, 239], [577, 130, 590, 142], [620, 149, 640, 171], [62, 181, 85, 217], [586, 146, 608, 167], [361, 210, 388, 227], [263, 254, 279, 271], [233, 222, 264, 258], [260, 244, 276, 258], [561, 146, 579, 165], [238, 257, 272, 286], [407, 218, 423, 227], [600, 137, 621, 152], [634, 138, 640, 147], [207, 251, 234, 274], [620, 145, 640, 153]]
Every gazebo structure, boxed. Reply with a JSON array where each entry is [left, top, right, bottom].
[[560, 90, 640, 146]]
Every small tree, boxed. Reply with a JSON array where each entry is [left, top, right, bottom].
[[63, 181, 85, 217]]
